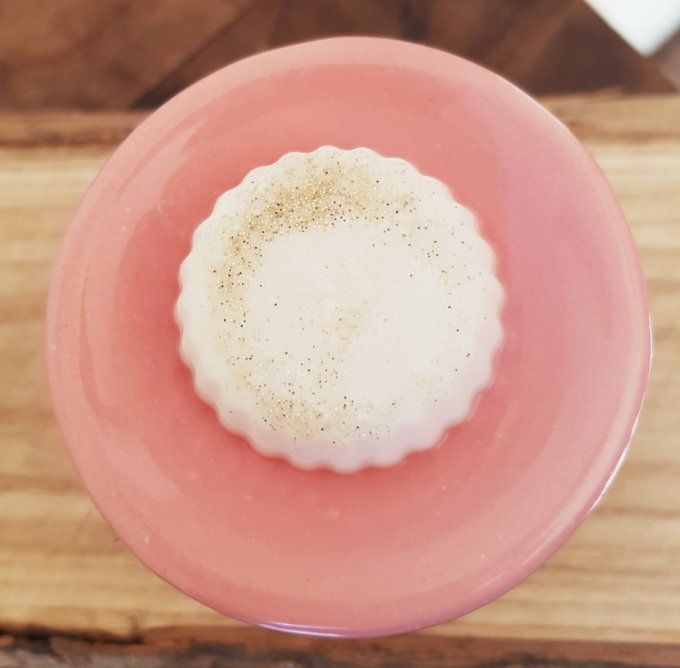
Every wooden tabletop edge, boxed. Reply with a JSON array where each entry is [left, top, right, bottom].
[[0, 94, 678, 148], [2, 624, 680, 666]]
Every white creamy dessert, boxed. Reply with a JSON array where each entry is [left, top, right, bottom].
[[176, 147, 503, 472]]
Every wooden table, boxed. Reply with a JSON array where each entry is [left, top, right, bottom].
[[1, 95, 679, 666], [1, 0, 674, 112]]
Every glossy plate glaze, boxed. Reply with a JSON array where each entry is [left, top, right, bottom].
[[47, 38, 651, 637]]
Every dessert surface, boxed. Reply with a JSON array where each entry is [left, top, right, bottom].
[[177, 147, 503, 471]]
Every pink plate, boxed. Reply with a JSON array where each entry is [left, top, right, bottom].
[[47, 38, 650, 637]]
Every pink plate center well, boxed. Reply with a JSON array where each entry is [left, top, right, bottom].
[[47, 38, 650, 637]]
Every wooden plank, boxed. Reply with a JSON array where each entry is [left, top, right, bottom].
[[543, 94, 680, 142], [136, 0, 675, 108], [0, 0, 253, 110], [423, 0, 675, 94], [2, 627, 680, 667], [0, 97, 679, 654], [657, 28, 680, 90], [0, 0, 674, 111], [2, 95, 680, 148], [0, 112, 147, 148]]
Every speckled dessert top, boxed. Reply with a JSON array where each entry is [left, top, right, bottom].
[[176, 146, 503, 472]]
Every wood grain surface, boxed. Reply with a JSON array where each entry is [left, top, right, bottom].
[[2, 627, 680, 667], [0, 0, 674, 111], [0, 0, 252, 110], [0, 95, 679, 665]]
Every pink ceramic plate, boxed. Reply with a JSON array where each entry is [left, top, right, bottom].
[[47, 38, 650, 637]]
